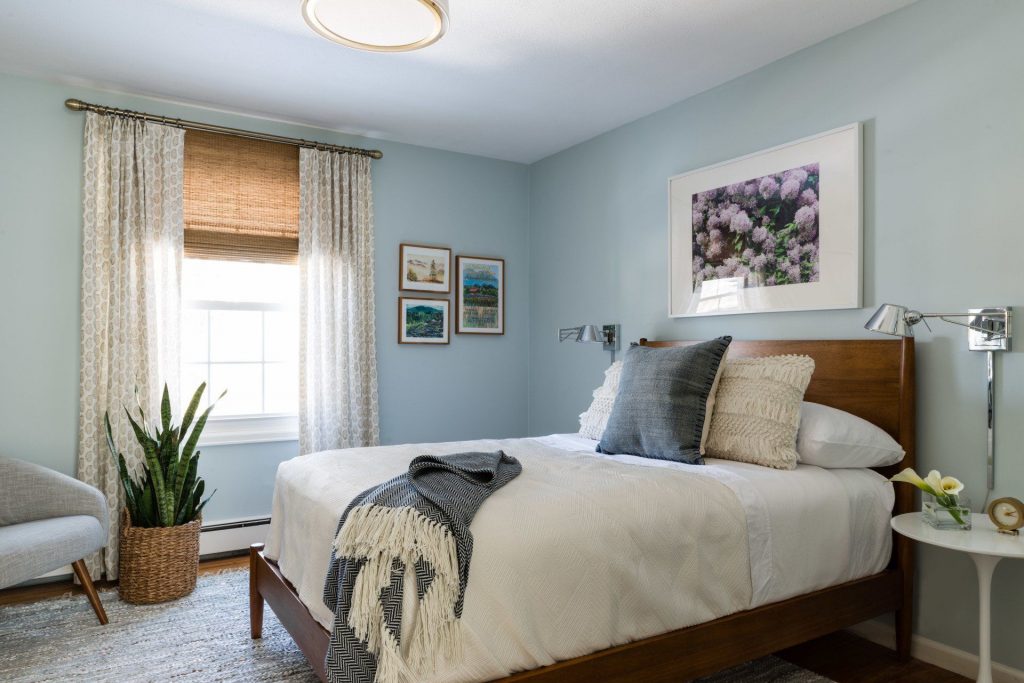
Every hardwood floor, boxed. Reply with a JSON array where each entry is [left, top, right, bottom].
[[0, 553, 247, 607], [1, 554, 971, 683], [778, 630, 971, 683]]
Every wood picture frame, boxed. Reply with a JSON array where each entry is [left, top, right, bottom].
[[398, 296, 450, 345], [250, 337, 915, 682], [399, 243, 451, 293], [455, 255, 505, 335]]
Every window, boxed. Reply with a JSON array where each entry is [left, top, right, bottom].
[[694, 276, 745, 314], [181, 259, 298, 415], [182, 131, 300, 444]]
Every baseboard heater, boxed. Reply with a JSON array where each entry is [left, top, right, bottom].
[[199, 517, 271, 557], [26, 518, 273, 583]]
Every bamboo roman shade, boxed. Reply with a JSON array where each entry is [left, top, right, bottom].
[[183, 130, 299, 264]]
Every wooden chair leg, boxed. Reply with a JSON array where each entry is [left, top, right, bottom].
[[250, 543, 265, 639], [71, 559, 108, 625]]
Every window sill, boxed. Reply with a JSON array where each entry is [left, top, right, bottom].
[[199, 414, 298, 447]]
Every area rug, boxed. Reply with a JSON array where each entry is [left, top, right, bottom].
[[0, 568, 833, 682]]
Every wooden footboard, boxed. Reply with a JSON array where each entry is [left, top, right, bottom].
[[250, 543, 330, 682]]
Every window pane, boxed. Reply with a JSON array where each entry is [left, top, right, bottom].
[[264, 362, 298, 415], [180, 363, 210, 413], [181, 257, 300, 421], [182, 309, 209, 363], [183, 258, 298, 306], [209, 310, 262, 362], [265, 311, 298, 362], [210, 363, 263, 416]]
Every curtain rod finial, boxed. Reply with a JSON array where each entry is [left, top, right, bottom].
[[65, 98, 88, 111]]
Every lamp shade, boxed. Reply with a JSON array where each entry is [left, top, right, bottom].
[[864, 304, 914, 337], [576, 325, 604, 343]]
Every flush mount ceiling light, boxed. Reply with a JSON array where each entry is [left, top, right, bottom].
[[302, 0, 449, 52]]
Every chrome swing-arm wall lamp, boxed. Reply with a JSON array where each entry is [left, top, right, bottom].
[[559, 324, 621, 362], [865, 304, 1013, 491], [558, 324, 619, 350]]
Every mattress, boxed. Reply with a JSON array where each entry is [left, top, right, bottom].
[[264, 434, 893, 682]]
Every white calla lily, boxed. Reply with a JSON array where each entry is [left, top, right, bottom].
[[924, 470, 945, 498], [890, 467, 936, 495], [940, 476, 964, 496]]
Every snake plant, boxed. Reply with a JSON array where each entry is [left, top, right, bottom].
[[105, 383, 222, 528]]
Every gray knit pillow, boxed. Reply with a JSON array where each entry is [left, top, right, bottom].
[[597, 337, 732, 464]]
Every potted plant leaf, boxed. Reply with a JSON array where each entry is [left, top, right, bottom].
[[105, 382, 221, 604]]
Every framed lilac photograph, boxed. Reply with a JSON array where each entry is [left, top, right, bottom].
[[669, 123, 861, 317]]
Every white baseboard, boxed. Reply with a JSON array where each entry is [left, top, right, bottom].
[[199, 519, 268, 557], [848, 620, 1024, 683], [21, 520, 267, 586]]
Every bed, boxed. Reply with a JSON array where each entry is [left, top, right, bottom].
[[250, 338, 915, 682]]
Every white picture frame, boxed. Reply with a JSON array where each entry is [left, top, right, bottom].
[[669, 123, 862, 318]]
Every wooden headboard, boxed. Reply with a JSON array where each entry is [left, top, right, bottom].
[[637, 338, 916, 515]]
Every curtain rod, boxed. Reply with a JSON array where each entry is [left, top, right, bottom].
[[64, 98, 383, 160]]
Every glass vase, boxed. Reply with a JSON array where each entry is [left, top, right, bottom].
[[922, 494, 972, 530]]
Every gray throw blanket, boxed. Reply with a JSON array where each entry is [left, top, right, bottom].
[[323, 451, 522, 683]]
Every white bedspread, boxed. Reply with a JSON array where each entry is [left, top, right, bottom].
[[264, 435, 892, 682]]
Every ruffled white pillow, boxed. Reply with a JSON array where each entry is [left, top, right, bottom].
[[578, 361, 623, 440]]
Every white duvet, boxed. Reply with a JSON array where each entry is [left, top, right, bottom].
[[264, 435, 893, 682]]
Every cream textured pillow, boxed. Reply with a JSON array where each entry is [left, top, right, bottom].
[[705, 355, 815, 469], [578, 361, 623, 440]]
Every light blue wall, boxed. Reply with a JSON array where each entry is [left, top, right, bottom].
[[3, 0, 1023, 669], [0, 73, 530, 524], [528, 0, 1024, 669]]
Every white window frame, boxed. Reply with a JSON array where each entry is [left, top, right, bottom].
[[198, 414, 298, 446], [184, 298, 299, 446]]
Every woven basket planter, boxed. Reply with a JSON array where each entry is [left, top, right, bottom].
[[118, 510, 201, 604]]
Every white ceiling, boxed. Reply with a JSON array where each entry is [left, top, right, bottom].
[[0, 0, 915, 163]]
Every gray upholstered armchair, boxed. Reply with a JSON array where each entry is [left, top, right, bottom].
[[0, 456, 110, 624]]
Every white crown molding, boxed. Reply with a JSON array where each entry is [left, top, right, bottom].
[[0, 64, 387, 146]]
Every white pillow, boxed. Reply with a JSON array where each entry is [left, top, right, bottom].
[[578, 361, 623, 440], [797, 402, 905, 468]]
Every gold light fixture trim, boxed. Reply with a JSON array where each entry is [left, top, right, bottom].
[[302, 0, 449, 53]]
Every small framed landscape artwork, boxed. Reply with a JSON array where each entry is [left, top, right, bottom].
[[669, 123, 862, 317], [456, 256, 504, 335], [399, 243, 451, 293], [398, 297, 450, 344]]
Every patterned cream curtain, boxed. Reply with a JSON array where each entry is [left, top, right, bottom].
[[298, 149, 379, 453], [77, 112, 184, 579]]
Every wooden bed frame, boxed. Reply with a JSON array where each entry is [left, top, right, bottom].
[[250, 337, 915, 682]]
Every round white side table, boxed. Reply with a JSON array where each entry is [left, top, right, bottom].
[[892, 512, 1024, 683]]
